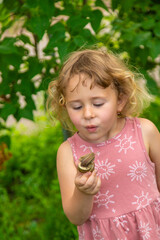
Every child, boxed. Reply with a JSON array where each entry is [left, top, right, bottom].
[[47, 49, 160, 239]]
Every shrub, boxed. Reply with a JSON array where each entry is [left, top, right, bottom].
[[0, 123, 78, 239]]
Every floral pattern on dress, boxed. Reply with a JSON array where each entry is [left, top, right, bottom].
[[127, 161, 147, 182], [137, 221, 152, 240], [132, 191, 152, 210], [95, 158, 116, 180], [92, 226, 104, 240], [94, 191, 115, 209], [115, 135, 136, 154]]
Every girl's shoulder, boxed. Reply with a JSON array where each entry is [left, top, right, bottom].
[[57, 139, 76, 169], [139, 118, 160, 165], [57, 140, 72, 160], [138, 117, 159, 138]]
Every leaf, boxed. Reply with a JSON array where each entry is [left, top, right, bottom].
[[73, 35, 86, 47], [111, 0, 119, 10], [0, 80, 10, 95], [18, 34, 33, 45], [0, 135, 11, 148], [122, 30, 135, 41], [27, 57, 43, 79], [26, 15, 50, 41], [132, 32, 151, 47], [89, 9, 103, 33], [146, 39, 160, 59], [112, 0, 135, 11], [81, 29, 97, 44], [95, 0, 108, 11], [140, 69, 160, 96], [16, 96, 36, 121], [17, 107, 34, 121], [0, 38, 18, 54], [57, 41, 71, 62], [142, 18, 155, 30], [120, 0, 135, 11], [47, 22, 66, 44], [67, 15, 89, 33], [153, 22, 160, 37], [19, 74, 36, 96], [138, 47, 150, 66], [0, 103, 17, 121]]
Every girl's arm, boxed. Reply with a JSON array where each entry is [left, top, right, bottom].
[[57, 141, 101, 225], [140, 118, 160, 192]]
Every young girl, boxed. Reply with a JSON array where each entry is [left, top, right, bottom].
[[47, 49, 160, 239]]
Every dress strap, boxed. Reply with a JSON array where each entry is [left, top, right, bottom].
[[134, 117, 155, 167]]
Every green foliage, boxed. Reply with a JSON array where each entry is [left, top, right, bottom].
[[107, 0, 160, 126], [109, 0, 160, 89], [0, 0, 103, 123], [0, 123, 78, 239], [0, 0, 107, 146]]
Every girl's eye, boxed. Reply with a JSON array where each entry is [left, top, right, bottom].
[[93, 103, 104, 107], [72, 106, 82, 110]]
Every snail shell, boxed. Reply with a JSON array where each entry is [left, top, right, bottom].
[[78, 152, 95, 173]]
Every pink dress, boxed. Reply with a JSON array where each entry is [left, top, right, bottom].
[[67, 117, 160, 240]]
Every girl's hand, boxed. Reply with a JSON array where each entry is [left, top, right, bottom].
[[75, 170, 101, 195]]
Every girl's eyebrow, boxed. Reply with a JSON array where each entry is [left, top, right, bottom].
[[66, 100, 81, 105], [91, 96, 106, 100], [66, 97, 106, 104]]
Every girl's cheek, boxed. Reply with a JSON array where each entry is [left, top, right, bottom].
[[68, 111, 80, 126]]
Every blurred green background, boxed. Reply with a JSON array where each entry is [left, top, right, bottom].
[[0, 0, 160, 239]]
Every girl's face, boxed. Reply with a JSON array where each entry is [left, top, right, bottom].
[[65, 74, 126, 143]]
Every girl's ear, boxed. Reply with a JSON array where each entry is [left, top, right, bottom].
[[117, 93, 128, 112]]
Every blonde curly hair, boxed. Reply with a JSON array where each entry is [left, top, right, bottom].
[[47, 48, 153, 131]]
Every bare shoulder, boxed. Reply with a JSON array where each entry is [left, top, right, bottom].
[[57, 140, 72, 157], [57, 139, 77, 181], [139, 118, 160, 164], [139, 118, 160, 138], [57, 140, 74, 168]]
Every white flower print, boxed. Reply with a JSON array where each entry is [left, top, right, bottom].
[[79, 226, 85, 240], [152, 174, 157, 186], [95, 159, 116, 180], [92, 226, 104, 240], [94, 191, 115, 209], [97, 142, 106, 147], [132, 191, 152, 210], [137, 221, 151, 240], [136, 124, 141, 129], [117, 238, 127, 240], [113, 215, 129, 232], [80, 145, 93, 152], [90, 214, 96, 220], [70, 143, 78, 161], [115, 135, 136, 154], [127, 161, 147, 182], [156, 224, 160, 238], [112, 208, 116, 213], [154, 199, 160, 212]]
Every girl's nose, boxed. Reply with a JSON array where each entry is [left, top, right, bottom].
[[83, 106, 95, 119]]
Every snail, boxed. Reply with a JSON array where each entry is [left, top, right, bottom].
[[78, 152, 95, 173]]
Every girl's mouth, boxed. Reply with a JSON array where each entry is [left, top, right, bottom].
[[86, 125, 97, 133]]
